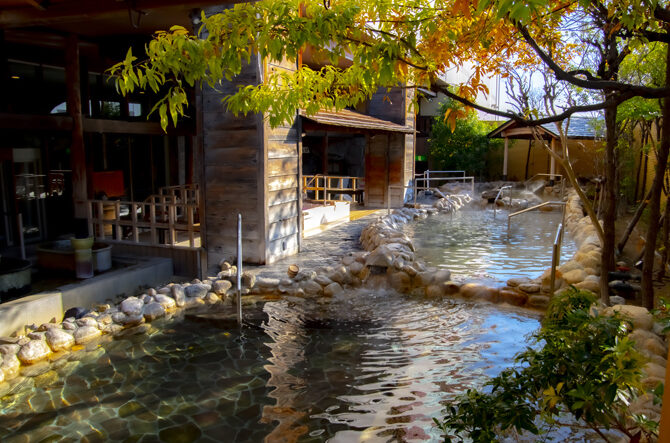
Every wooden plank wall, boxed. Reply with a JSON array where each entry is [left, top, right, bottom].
[[264, 58, 301, 263], [365, 134, 389, 207], [201, 54, 267, 269], [368, 87, 406, 125], [108, 242, 200, 278]]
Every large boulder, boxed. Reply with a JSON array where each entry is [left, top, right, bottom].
[[120, 297, 144, 316], [324, 282, 344, 297], [74, 326, 102, 345], [143, 302, 166, 322], [604, 305, 654, 331], [45, 328, 75, 352], [154, 294, 176, 310], [185, 284, 209, 299], [212, 280, 232, 296], [17, 339, 51, 365]]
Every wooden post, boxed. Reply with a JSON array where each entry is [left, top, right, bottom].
[[503, 137, 509, 180], [550, 138, 556, 186], [65, 34, 87, 218]]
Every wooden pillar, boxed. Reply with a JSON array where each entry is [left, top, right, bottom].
[[322, 132, 329, 174], [65, 34, 87, 219], [502, 137, 509, 180], [550, 138, 556, 185]]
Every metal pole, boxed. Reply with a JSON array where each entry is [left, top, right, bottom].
[[236, 213, 243, 326]]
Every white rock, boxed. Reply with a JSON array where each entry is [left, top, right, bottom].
[[1, 354, 20, 380], [142, 302, 166, 321], [45, 328, 75, 352], [17, 340, 51, 365], [154, 293, 176, 310], [74, 326, 101, 345], [120, 297, 144, 316]]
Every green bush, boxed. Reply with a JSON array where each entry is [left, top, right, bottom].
[[435, 287, 656, 442], [428, 100, 502, 179]]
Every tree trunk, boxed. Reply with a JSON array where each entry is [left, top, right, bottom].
[[659, 195, 670, 280], [617, 189, 653, 254], [641, 46, 670, 309], [600, 99, 618, 304]]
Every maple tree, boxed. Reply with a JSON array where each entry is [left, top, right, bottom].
[[110, 0, 670, 306]]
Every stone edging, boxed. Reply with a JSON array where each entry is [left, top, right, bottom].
[[0, 190, 666, 424]]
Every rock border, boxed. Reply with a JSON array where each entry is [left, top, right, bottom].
[[0, 189, 665, 424]]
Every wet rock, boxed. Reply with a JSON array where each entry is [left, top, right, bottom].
[[518, 283, 541, 294], [171, 285, 186, 307], [255, 277, 280, 290], [1, 354, 20, 380], [324, 282, 343, 297], [46, 329, 74, 352], [443, 281, 461, 295], [472, 287, 500, 303], [365, 245, 394, 268], [562, 269, 587, 285], [184, 297, 206, 309], [212, 280, 232, 296], [204, 292, 220, 304], [102, 324, 124, 335], [120, 297, 144, 316], [17, 340, 51, 365], [425, 285, 443, 298], [159, 423, 202, 443], [329, 266, 351, 285], [629, 329, 666, 358], [294, 270, 316, 282], [154, 293, 176, 310], [242, 272, 256, 288], [414, 271, 434, 288], [20, 360, 52, 377], [301, 279, 323, 296], [74, 326, 101, 345], [62, 321, 76, 331], [389, 271, 411, 293], [527, 295, 550, 309], [459, 283, 490, 299], [604, 305, 653, 331], [62, 307, 90, 320], [185, 284, 209, 299], [500, 289, 528, 306], [315, 275, 334, 287], [157, 286, 171, 295], [76, 317, 99, 328], [142, 303, 166, 322], [432, 269, 452, 285]]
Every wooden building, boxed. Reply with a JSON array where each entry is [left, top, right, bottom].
[[0, 1, 416, 278]]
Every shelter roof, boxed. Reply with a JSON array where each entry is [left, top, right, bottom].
[[488, 116, 604, 140], [299, 109, 414, 133]]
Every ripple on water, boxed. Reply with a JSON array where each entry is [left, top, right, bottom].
[[0, 291, 540, 442], [405, 207, 578, 286]]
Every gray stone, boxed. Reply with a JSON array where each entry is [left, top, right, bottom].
[[62, 321, 76, 331], [294, 270, 316, 282], [315, 275, 334, 287], [1, 354, 20, 380], [0, 344, 20, 355], [527, 295, 551, 309], [45, 329, 74, 352], [154, 293, 176, 310], [111, 311, 127, 324], [324, 282, 344, 297], [301, 279, 323, 295], [142, 303, 166, 322], [17, 340, 51, 365], [139, 294, 153, 304], [76, 317, 99, 328], [120, 297, 144, 316], [609, 295, 626, 305], [242, 272, 256, 288], [147, 288, 157, 296], [432, 269, 452, 285], [365, 245, 394, 268], [0, 336, 19, 344], [121, 314, 145, 327], [171, 285, 186, 306], [204, 292, 220, 304], [518, 283, 541, 294], [185, 284, 208, 299], [604, 305, 654, 331], [212, 280, 232, 296], [27, 331, 46, 341], [74, 326, 102, 345]]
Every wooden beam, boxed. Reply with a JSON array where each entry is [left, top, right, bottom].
[[0, 0, 240, 28], [66, 33, 87, 218]]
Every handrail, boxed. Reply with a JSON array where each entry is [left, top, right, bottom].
[[507, 201, 566, 232], [550, 223, 564, 294], [493, 185, 512, 215], [414, 176, 475, 197]]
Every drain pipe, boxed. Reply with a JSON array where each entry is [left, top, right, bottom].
[[236, 213, 243, 326]]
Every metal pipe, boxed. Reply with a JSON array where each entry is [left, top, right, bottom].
[[550, 223, 563, 295], [236, 213, 243, 326]]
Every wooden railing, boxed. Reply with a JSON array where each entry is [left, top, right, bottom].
[[87, 184, 201, 248], [303, 175, 364, 204]]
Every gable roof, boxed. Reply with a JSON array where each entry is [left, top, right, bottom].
[[488, 116, 604, 140], [299, 108, 414, 133]]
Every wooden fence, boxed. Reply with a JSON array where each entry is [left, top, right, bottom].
[[303, 175, 364, 203], [87, 184, 200, 248]]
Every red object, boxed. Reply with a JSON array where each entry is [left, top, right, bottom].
[[92, 171, 125, 198], [617, 266, 631, 272]]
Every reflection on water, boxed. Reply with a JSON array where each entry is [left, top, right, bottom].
[[0, 291, 539, 442], [406, 207, 577, 286]]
